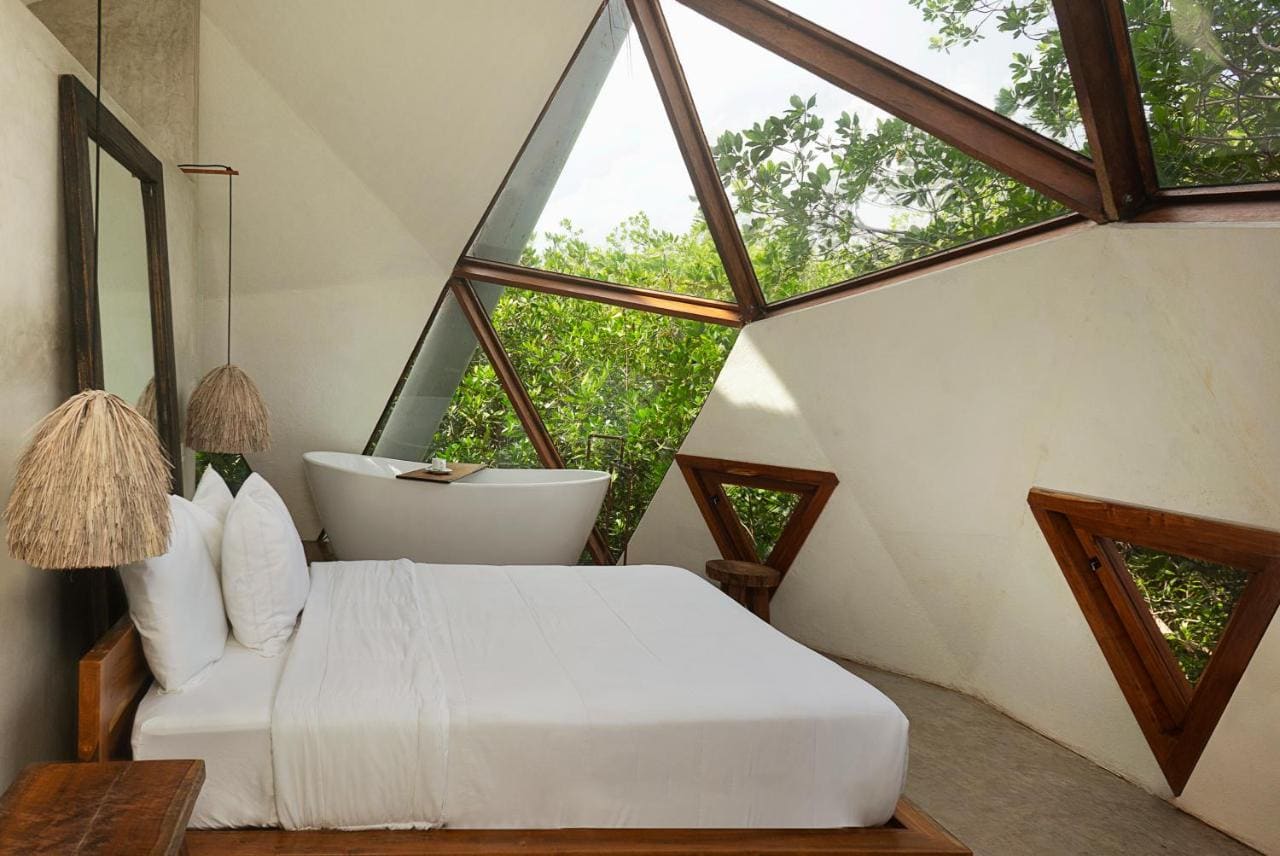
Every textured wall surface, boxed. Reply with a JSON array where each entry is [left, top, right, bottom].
[[629, 222, 1280, 852], [27, 0, 199, 163], [0, 0, 200, 789]]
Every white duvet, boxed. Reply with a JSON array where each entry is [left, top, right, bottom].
[[271, 561, 908, 830]]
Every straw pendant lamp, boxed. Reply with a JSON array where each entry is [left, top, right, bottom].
[[180, 163, 271, 454], [4, 6, 171, 601], [4, 391, 171, 569]]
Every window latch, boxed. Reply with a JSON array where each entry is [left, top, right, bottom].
[[1088, 556, 1102, 572]]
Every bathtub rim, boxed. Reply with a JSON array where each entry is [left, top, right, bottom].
[[303, 451, 612, 489]]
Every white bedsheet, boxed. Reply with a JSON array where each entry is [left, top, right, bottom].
[[133, 636, 288, 828], [272, 561, 908, 830]]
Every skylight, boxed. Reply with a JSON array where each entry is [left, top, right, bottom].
[[663, 0, 1068, 302], [1122, 0, 1280, 187]]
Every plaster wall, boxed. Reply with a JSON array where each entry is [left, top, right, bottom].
[[629, 221, 1280, 852], [0, 0, 200, 788], [26, 0, 199, 163]]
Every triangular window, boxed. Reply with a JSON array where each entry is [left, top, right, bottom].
[[661, 0, 1068, 302], [1029, 488, 1280, 795], [677, 455, 838, 574], [722, 484, 802, 563], [1114, 542, 1250, 685], [467, 0, 735, 301]]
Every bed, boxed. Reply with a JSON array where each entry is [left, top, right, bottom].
[[82, 560, 969, 854]]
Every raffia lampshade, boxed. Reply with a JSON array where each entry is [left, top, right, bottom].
[[4, 390, 172, 569], [136, 377, 157, 426], [184, 363, 271, 453]]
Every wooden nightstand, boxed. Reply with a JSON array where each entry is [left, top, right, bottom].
[[706, 559, 782, 623], [0, 760, 204, 855]]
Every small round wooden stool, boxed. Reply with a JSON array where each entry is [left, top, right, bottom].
[[705, 559, 781, 623]]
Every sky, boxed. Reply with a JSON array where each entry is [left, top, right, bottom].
[[527, 0, 1060, 246]]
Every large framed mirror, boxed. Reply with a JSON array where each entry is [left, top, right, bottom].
[[58, 75, 183, 495]]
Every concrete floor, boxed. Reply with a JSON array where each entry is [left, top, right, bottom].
[[841, 661, 1257, 856]]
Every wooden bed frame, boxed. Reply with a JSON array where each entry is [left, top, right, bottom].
[[80, 616, 970, 855]]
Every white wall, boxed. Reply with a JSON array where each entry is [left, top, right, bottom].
[[195, 2, 599, 535], [0, 0, 200, 787], [629, 221, 1280, 852]]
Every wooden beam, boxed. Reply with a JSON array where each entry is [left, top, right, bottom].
[[450, 279, 613, 565], [1133, 185, 1280, 223], [454, 258, 743, 328], [675, 0, 1106, 222], [1053, 0, 1155, 219], [627, 0, 767, 321]]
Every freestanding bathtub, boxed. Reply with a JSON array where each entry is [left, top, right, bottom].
[[303, 451, 610, 565]]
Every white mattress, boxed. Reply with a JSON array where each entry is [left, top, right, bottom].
[[132, 636, 288, 828], [272, 561, 909, 830]]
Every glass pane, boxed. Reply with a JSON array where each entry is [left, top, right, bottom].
[[430, 349, 539, 469], [723, 485, 801, 562], [663, 0, 1068, 303], [371, 289, 500, 462], [468, 0, 734, 300], [775, 0, 1085, 149], [1115, 542, 1250, 684], [1123, 0, 1280, 187], [490, 288, 738, 558]]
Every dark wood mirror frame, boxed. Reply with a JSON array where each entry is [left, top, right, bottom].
[[58, 74, 183, 496]]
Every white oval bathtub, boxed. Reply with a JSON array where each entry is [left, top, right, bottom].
[[303, 451, 610, 565]]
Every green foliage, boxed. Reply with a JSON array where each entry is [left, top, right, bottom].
[[432, 215, 737, 560], [916, 0, 1280, 186], [527, 214, 734, 301], [722, 485, 801, 562], [711, 92, 1067, 301], [1122, 0, 1280, 185], [1118, 543, 1249, 684], [194, 451, 252, 494]]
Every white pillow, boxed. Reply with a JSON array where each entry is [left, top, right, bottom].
[[221, 473, 309, 655], [191, 467, 234, 570], [119, 495, 228, 692]]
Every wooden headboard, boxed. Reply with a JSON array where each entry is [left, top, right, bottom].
[[78, 615, 152, 762]]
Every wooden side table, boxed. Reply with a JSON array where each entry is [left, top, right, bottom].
[[0, 760, 204, 855], [706, 559, 782, 623]]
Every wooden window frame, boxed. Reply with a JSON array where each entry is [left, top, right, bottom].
[[677, 455, 837, 580], [451, 0, 1280, 325], [1028, 488, 1280, 795]]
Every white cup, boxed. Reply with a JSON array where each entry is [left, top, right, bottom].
[[430, 457, 447, 472]]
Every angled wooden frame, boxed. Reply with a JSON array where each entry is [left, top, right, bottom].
[[451, 279, 614, 566], [59, 74, 183, 495], [674, 0, 1105, 221], [627, 0, 767, 320], [1052, 0, 1156, 219], [677, 454, 837, 579], [454, 259, 742, 327], [1028, 488, 1280, 795]]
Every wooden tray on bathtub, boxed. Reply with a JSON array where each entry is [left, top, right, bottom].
[[395, 462, 487, 484]]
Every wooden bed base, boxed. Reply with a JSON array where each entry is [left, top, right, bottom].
[[80, 616, 969, 855]]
